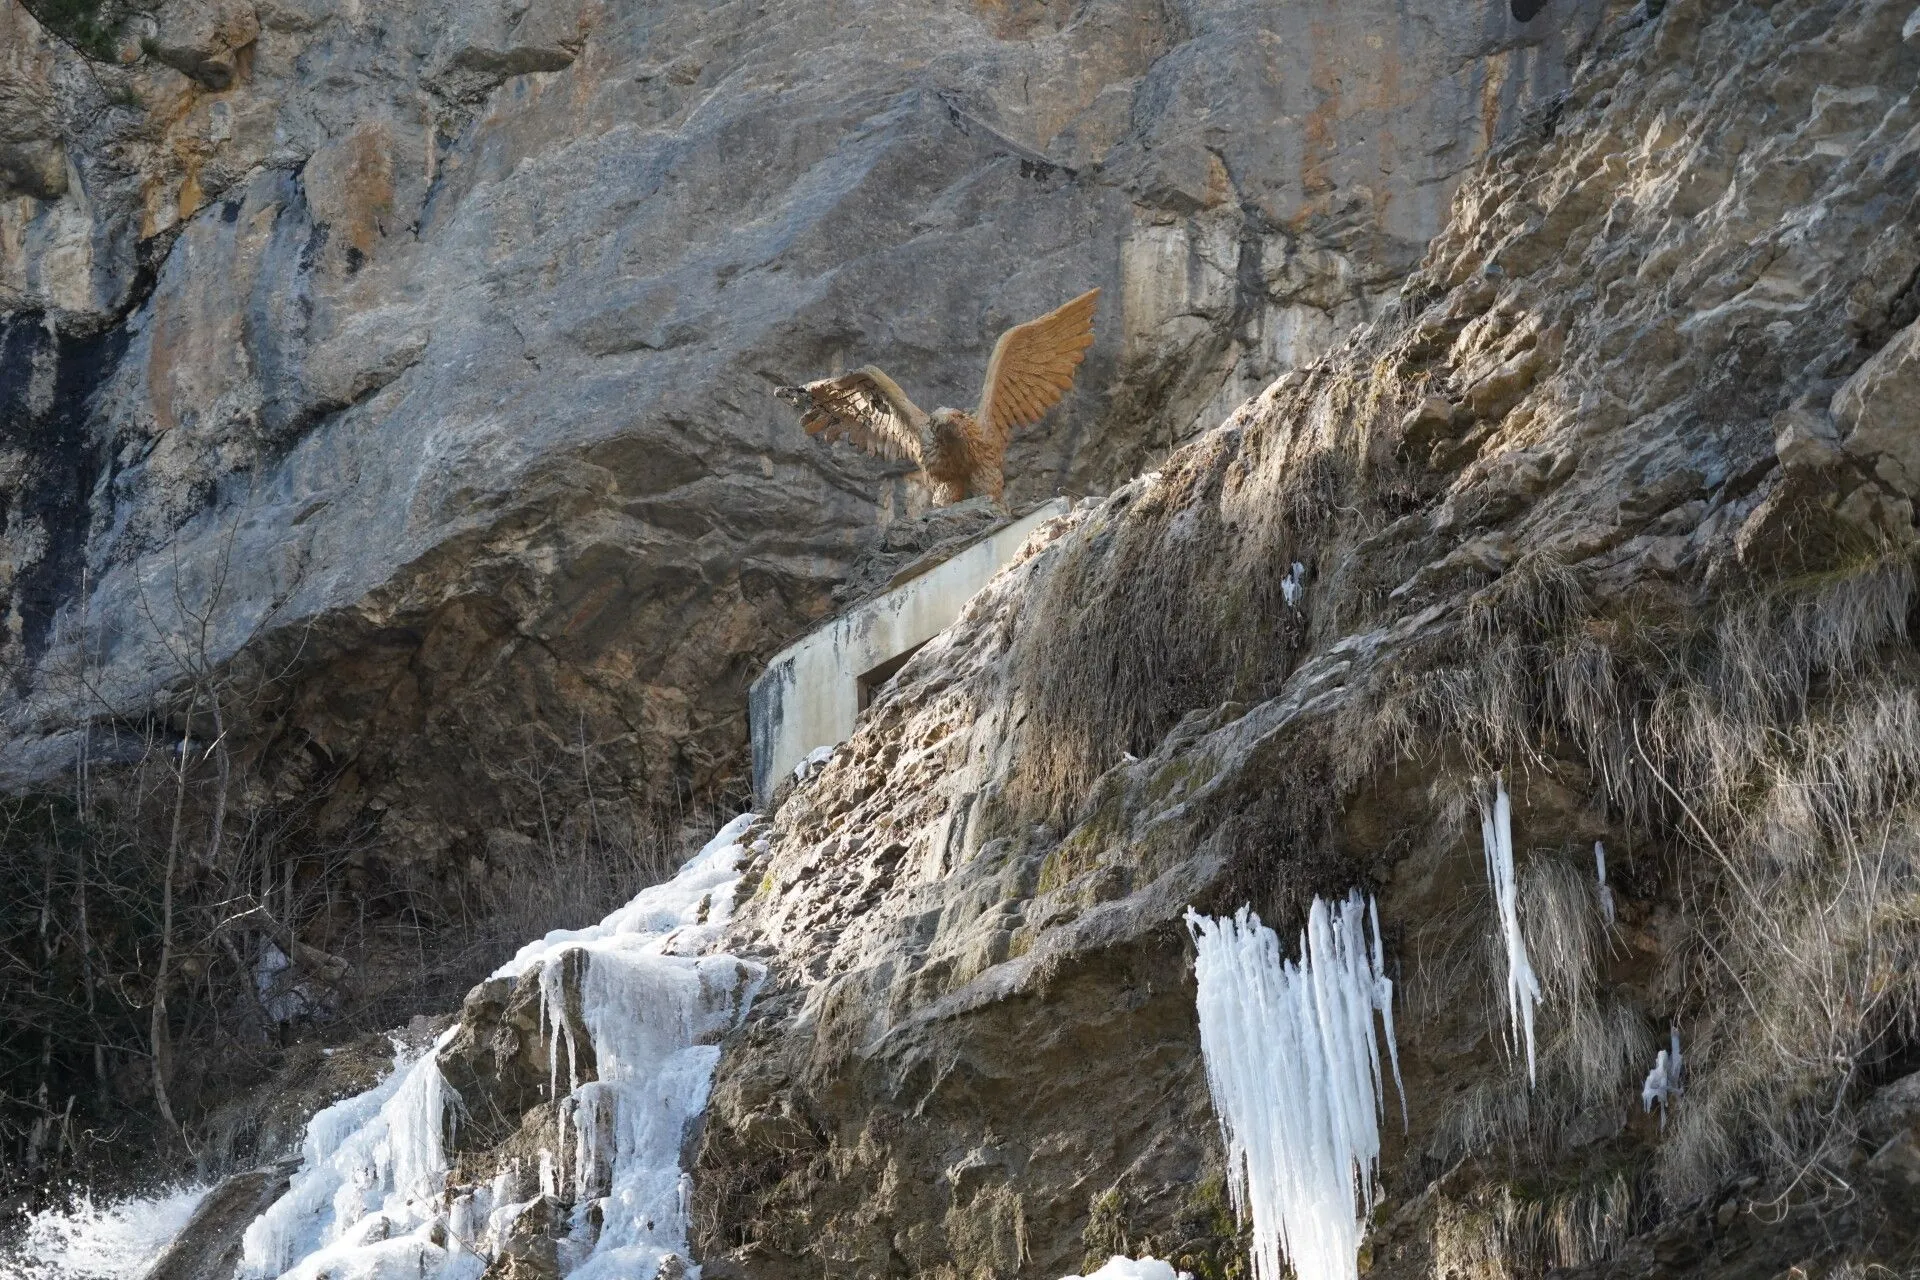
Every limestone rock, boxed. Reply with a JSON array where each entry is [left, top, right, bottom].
[[0, 0, 1607, 880], [0, 140, 65, 201], [428, 0, 590, 103], [147, 0, 261, 91], [1772, 401, 1842, 474], [1837, 317, 1920, 496]]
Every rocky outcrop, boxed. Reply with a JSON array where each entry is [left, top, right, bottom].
[[145, 1161, 295, 1280], [683, 0, 1920, 1276], [0, 0, 1603, 879]]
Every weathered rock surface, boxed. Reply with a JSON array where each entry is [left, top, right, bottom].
[[0, 0, 1603, 877], [676, 0, 1920, 1276], [145, 1160, 296, 1280]]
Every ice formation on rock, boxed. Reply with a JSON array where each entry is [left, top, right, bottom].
[[253, 941, 327, 1024], [239, 1030, 461, 1278], [792, 743, 835, 782], [1186, 893, 1403, 1280], [237, 814, 767, 1280], [1281, 562, 1308, 609], [1062, 1256, 1193, 1280], [1479, 774, 1542, 1085], [1641, 1026, 1683, 1128]]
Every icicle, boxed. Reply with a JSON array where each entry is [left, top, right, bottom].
[[491, 1164, 515, 1208], [539, 1148, 559, 1198], [554, 1097, 575, 1199], [572, 1082, 618, 1203], [1479, 774, 1542, 1086], [1595, 841, 1616, 926], [1367, 898, 1407, 1128], [1642, 1026, 1683, 1128], [385, 1050, 456, 1206], [448, 1188, 479, 1258], [541, 952, 584, 1103], [1186, 892, 1403, 1280]]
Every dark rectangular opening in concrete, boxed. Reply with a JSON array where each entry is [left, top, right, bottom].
[[857, 642, 928, 712]]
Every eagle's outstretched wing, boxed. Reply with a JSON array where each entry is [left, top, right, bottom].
[[974, 288, 1100, 451], [781, 367, 927, 464]]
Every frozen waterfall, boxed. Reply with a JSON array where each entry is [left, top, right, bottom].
[[236, 813, 767, 1280], [1186, 893, 1403, 1280]]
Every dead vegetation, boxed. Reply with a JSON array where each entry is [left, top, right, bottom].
[[1431, 1168, 1645, 1280], [1001, 356, 1419, 829]]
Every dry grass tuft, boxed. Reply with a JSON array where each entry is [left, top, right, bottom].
[[1432, 1167, 1646, 1280], [1002, 353, 1420, 829]]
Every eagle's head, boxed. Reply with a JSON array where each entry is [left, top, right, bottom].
[[774, 385, 811, 408], [929, 407, 971, 441]]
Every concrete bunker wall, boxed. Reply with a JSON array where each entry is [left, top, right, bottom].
[[748, 499, 1069, 804]]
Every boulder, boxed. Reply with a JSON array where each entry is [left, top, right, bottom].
[[147, 0, 260, 91]]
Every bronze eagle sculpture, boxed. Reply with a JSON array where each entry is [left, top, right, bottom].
[[776, 288, 1100, 506]]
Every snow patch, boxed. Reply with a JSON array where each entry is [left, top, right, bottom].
[[237, 813, 767, 1280], [1479, 774, 1542, 1085], [1281, 562, 1308, 609], [1187, 893, 1403, 1280], [792, 744, 835, 782], [1062, 1256, 1193, 1280]]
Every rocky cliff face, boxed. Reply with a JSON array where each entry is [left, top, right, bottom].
[[0, 0, 1601, 876], [16, 0, 1920, 1277], [684, 0, 1920, 1275]]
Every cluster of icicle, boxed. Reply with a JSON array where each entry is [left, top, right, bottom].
[[1186, 893, 1404, 1280], [237, 813, 768, 1280], [1478, 774, 1542, 1086]]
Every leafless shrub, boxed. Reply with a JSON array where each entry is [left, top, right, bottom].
[[0, 518, 706, 1196]]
